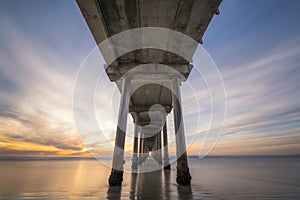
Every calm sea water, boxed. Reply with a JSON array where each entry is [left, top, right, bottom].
[[0, 156, 300, 199]]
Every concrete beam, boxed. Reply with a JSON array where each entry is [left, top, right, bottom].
[[106, 63, 193, 82], [129, 105, 172, 114], [76, 0, 109, 44]]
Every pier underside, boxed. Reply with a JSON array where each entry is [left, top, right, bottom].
[[77, 0, 222, 186]]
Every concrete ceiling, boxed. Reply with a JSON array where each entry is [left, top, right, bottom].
[[76, 0, 222, 125], [77, 0, 222, 67]]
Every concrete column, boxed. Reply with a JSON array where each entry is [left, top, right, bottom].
[[152, 133, 159, 163], [132, 113, 139, 169], [172, 76, 191, 186], [163, 120, 170, 170], [109, 76, 131, 186], [143, 138, 148, 162], [139, 128, 144, 164], [158, 131, 163, 164], [138, 135, 143, 164]]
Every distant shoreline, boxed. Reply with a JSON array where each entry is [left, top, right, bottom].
[[1, 154, 300, 161]]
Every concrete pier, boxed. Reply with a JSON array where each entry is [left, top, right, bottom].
[[77, 0, 222, 187], [163, 121, 170, 170], [138, 135, 143, 165], [152, 131, 163, 165], [109, 76, 131, 186], [157, 131, 163, 165], [172, 77, 191, 185], [132, 113, 139, 170]]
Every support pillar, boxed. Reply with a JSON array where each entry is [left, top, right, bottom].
[[143, 137, 148, 162], [172, 76, 191, 186], [132, 113, 139, 170], [138, 135, 143, 164], [163, 120, 170, 170], [109, 76, 131, 186], [139, 128, 145, 164], [158, 131, 163, 164]]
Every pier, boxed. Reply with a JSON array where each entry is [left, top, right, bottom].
[[76, 0, 222, 186]]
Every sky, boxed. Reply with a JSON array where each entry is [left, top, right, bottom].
[[0, 0, 300, 157]]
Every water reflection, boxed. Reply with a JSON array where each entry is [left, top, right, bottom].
[[163, 170, 171, 200], [106, 186, 122, 200], [177, 185, 193, 200], [136, 170, 163, 199], [107, 169, 193, 199], [130, 173, 137, 199], [2, 157, 299, 199]]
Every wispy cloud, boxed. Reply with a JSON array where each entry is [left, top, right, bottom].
[[1, 1, 300, 157], [0, 19, 85, 156], [186, 36, 300, 155]]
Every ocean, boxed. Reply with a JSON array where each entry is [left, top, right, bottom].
[[0, 156, 299, 199]]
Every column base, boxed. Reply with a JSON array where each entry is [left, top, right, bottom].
[[164, 158, 170, 170], [164, 163, 171, 170], [109, 169, 124, 186], [176, 167, 191, 186]]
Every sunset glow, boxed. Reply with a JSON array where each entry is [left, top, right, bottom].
[[1, 0, 300, 157]]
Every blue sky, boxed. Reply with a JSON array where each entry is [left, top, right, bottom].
[[0, 0, 300, 156]]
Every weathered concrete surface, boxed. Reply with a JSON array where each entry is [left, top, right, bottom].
[[109, 76, 131, 186], [77, 0, 221, 123], [77, 0, 221, 66]]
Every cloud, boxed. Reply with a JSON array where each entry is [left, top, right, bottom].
[[0, 19, 86, 156], [196, 38, 300, 155], [1, 3, 300, 157], [177, 35, 300, 155]]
